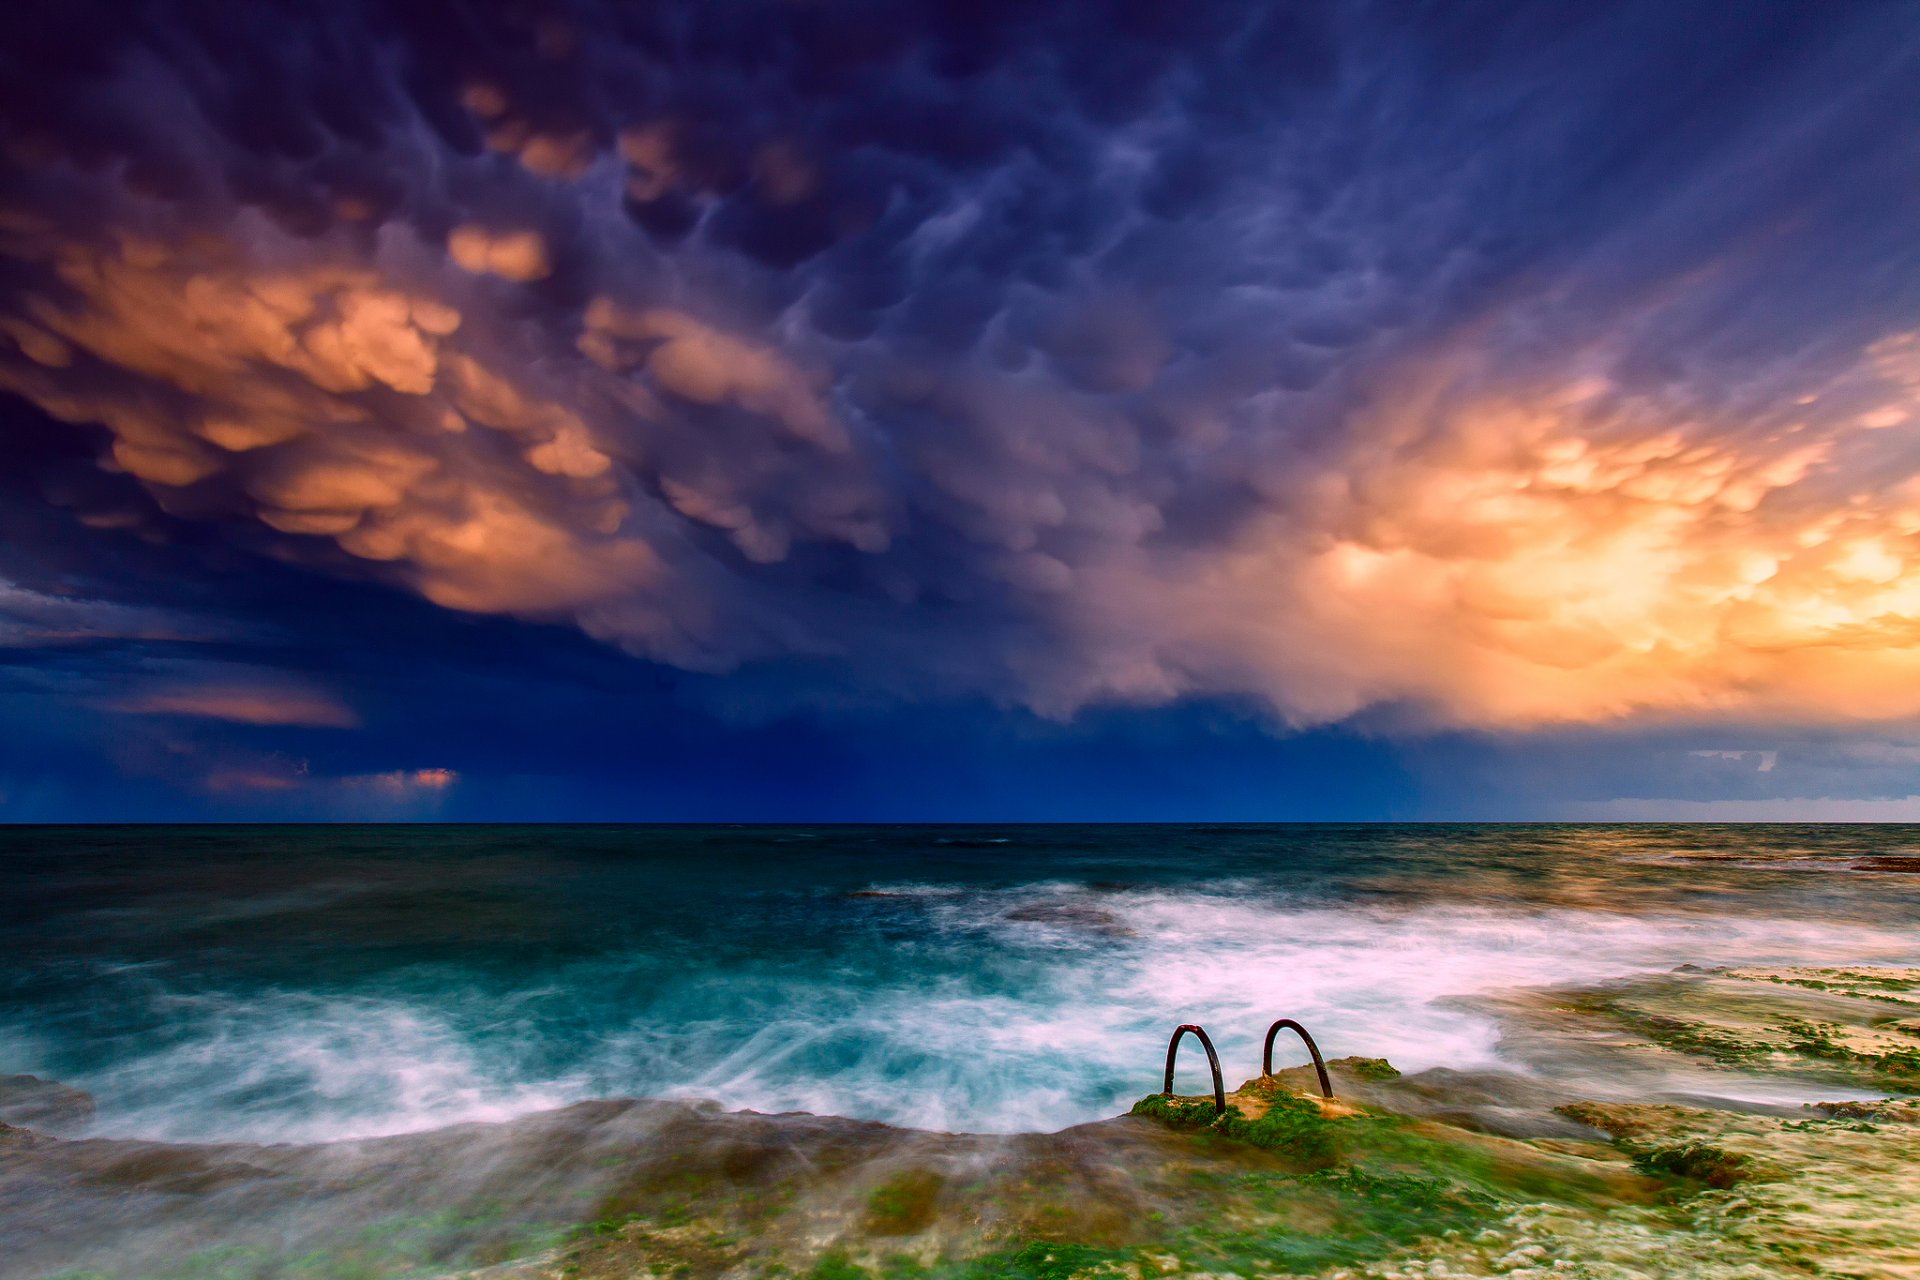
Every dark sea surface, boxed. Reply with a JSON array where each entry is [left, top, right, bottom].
[[4, 823, 1918, 1141]]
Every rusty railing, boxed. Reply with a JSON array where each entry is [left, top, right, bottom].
[[1154, 1018, 1336, 1110], [1160, 1023, 1226, 1113], [1261, 1017, 1333, 1099]]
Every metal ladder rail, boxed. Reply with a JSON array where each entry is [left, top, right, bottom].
[[1261, 1018, 1333, 1099], [1160, 1023, 1227, 1113]]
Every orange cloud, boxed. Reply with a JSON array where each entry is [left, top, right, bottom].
[[347, 767, 459, 790], [199, 763, 458, 797], [447, 225, 552, 281], [0, 212, 882, 675], [204, 767, 305, 793], [1055, 330, 1920, 728], [579, 301, 849, 451], [11, 178, 1920, 737], [113, 684, 360, 728]]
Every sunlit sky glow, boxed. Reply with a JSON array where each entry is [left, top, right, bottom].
[[2, 0, 1918, 820]]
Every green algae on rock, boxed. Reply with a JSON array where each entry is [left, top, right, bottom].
[[1342, 1059, 1402, 1083], [9, 968, 1920, 1280], [1516, 964, 1920, 1093], [539, 972, 1920, 1280], [1127, 1087, 1343, 1162], [1626, 1141, 1755, 1189]]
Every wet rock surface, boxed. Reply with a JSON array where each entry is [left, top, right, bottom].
[[0, 1073, 94, 1135], [3, 967, 1917, 1280], [0, 1095, 1251, 1280], [1852, 856, 1920, 873], [1000, 902, 1135, 936]]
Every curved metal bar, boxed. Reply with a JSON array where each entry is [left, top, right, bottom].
[[1262, 1018, 1334, 1099], [1161, 1023, 1226, 1113]]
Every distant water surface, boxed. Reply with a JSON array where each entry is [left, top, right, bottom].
[[3, 823, 1918, 1141]]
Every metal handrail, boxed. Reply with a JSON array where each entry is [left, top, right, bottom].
[[1262, 1018, 1333, 1098], [1161, 1023, 1226, 1113]]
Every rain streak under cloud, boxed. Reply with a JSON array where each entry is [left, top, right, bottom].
[[1, 0, 1918, 816]]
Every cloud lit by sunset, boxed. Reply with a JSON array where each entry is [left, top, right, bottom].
[[1, 0, 1916, 818], [14, 15, 1920, 1280]]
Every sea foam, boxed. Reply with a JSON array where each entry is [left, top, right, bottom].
[[67, 881, 1918, 1141]]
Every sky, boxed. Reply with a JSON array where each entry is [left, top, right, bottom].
[[1, 0, 1918, 822]]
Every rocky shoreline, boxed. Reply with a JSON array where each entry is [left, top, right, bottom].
[[4, 966, 1917, 1280]]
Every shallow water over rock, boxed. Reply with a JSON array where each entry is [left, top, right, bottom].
[[5, 824, 1918, 1145]]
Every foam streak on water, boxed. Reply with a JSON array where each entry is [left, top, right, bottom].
[[3, 824, 1918, 1141]]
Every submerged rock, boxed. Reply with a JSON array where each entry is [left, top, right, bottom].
[[1851, 856, 1920, 873], [1808, 1096, 1920, 1123], [7, 966, 1920, 1280], [0, 1067, 1655, 1280], [0, 1074, 94, 1135], [1001, 902, 1134, 936]]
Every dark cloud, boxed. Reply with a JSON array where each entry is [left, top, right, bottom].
[[0, 0, 1917, 813]]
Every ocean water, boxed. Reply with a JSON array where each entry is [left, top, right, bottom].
[[4, 823, 1919, 1143]]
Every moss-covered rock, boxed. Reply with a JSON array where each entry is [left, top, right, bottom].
[[1345, 1056, 1402, 1081], [1809, 1096, 1920, 1123], [1628, 1141, 1753, 1189], [1127, 1088, 1341, 1161], [13, 964, 1920, 1280]]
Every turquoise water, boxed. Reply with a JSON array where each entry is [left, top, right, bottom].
[[4, 823, 1919, 1141]]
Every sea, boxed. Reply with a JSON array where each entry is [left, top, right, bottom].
[[4, 823, 1918, 1144]]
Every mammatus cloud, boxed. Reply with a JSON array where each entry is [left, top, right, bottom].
[[1055, 332, 1920, 727], [1, 0, 1917, 735]]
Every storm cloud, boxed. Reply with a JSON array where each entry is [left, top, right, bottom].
[[2, 0, 1918, 771]]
